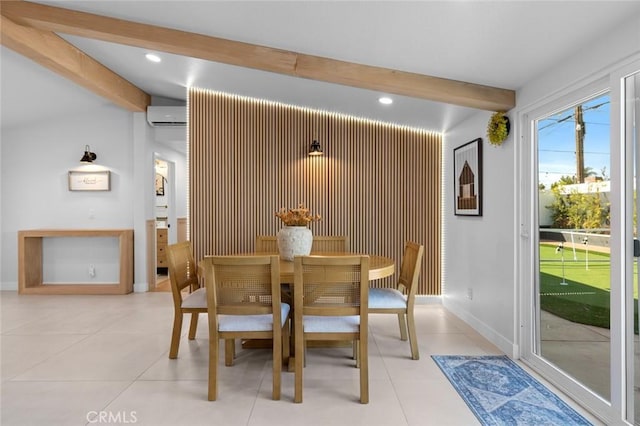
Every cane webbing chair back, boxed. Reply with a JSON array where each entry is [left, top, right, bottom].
[[293, 255, 369, 404], [255, 235, 278, 253], [311, 236, 349, 253], [369, 241, 424, 360], [166, 241, 206, 359], [256, 235, 349, 254], [203, 255, 288, 401]]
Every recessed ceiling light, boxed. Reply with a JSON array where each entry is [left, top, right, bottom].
[[378, 96, 393, 105], [145, 53, 162, 63]]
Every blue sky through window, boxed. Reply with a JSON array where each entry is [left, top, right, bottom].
[[538, 93, 610, 189]]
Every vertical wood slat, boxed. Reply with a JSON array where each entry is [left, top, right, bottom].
[[189, 88, 441, 295]]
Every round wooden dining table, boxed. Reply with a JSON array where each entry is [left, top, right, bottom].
[[252, 251, 395, 283], [198, 252, 395, 285]]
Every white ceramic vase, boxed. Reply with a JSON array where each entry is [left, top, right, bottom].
[[277, 226, 313, 261]]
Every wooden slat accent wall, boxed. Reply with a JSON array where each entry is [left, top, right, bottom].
[[188, 88, 442, 295]]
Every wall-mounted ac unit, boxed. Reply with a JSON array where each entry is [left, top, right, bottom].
[[146, 106, 187, 127]]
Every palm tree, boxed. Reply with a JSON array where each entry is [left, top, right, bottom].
[[583, 166, 597, 178]]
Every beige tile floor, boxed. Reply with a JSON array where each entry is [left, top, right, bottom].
[[0, 291, 602, 426]]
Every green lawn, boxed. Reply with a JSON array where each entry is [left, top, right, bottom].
[[539, 243, 638, 331]]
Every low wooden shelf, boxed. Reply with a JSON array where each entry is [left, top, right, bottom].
[[18, 229, 134, 295]]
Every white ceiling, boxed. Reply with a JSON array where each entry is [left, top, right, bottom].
[[2, 1, 640, 136]]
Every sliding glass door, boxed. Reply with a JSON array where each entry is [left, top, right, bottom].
[[522, 61, 640, 423], [535, 92, 612, 401], [623, 68, 640, 425]]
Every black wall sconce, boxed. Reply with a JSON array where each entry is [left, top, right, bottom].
[[308, 140, 323, 156], [80, 145, 97, 163]]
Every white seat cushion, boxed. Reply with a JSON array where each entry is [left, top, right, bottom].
[[181, 287, 207, 309], [218, 303, 290, 332], [304, 315, 360, 333], [368, 288, 407, 309]]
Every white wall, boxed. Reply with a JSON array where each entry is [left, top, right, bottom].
[[1, 104, 142, 290], [518, 13, 640, 109], [0, 100, 187, 292], [443, 112, 517, 356], [443, 12, 640, 358], [170, 148, 188, 219], [132, 112, 156, 292]]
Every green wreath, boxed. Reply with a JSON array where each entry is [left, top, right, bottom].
[[487, 112, 510, 146]]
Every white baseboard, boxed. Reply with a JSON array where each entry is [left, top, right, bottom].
[[443, 298, 519, 358], [133, 282, 149, 293], [415, 295, 442, 305], [1, 281, 18, 291]]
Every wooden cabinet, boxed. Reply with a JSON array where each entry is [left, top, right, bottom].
[[157, 228, 168, 268]]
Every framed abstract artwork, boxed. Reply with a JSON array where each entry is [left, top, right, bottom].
[[454, 138, 482, 216]]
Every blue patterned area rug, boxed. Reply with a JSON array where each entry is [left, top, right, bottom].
[[432, 355, 592, 426]]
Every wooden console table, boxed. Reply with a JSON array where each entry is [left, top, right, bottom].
[[18, 229, 134, 295]]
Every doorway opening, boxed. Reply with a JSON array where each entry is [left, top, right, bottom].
[[153, 157, 175, 291]]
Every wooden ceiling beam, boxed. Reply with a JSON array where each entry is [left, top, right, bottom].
[[1, 1, 515, 111], [0, 15, 150, 112]]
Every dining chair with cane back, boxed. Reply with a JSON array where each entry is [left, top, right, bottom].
[[368, 241, 424, 360], [311, 236, 349, 253], [255, 235, 278, 253], [202, 255, 290, 401], [166, 241, 207, 359], [293, 255, 370, 404], [256, 235, 349, 254], [255, 234, 349, 305]]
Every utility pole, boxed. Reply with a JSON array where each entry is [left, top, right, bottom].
[[575, 105, 585, 183]]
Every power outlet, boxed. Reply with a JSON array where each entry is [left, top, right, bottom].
[[89, 264, 96, 278], [467, 288, 473, 300]]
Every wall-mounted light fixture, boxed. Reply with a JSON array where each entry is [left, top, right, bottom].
[[308, 140, 323, 156], [80, 145, 97, 163]]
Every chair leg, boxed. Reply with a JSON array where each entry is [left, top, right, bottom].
[[303, 341, 307, 367], [224, 339, 235, 366], [169, 312, 183, 359], [407, 309, 420, 360], [397, 312, 408, 341], [273, 329, 282, 400], [359, 337, 369, 404], [294, 331, 304, 403], [282, 318, 290, 365], [208, 335, 219, 401], [188, 312, 199, 340], [355, 340, 360, 368]]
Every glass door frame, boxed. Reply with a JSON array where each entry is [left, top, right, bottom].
[[613, 60, 640, 424], [518, 69, 635, 423]]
